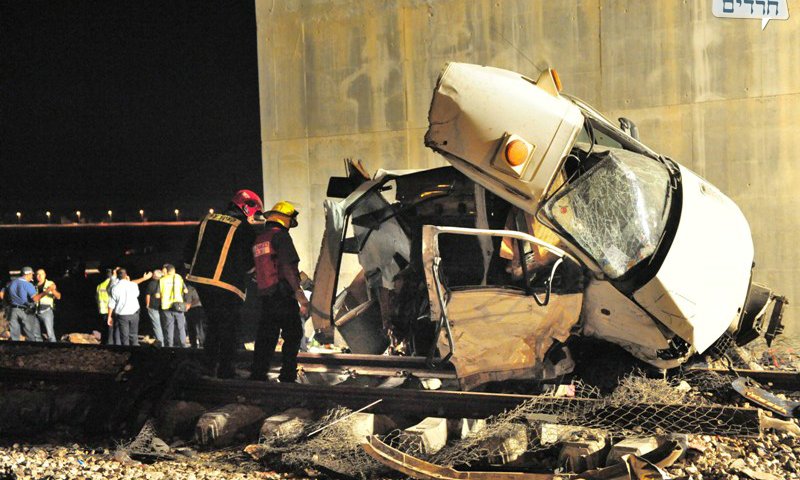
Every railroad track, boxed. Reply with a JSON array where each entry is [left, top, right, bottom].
[[0, 340, 457, 379], [1, 340, 798, 436]]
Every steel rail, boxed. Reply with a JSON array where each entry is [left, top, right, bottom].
[[177, 377, 762, 436], [0, 362, 763, 437], [684, 366, 800, 391], [0, 340, 456, 375]]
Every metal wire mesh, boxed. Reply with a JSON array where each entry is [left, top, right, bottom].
[[397, 372, 756, 470], [273, 407, 388, 479], [255, 371, 758, 476]]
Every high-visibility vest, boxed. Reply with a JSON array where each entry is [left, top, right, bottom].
[[253, 226, 281, 294], [38, 279, 56, 308], [159, 274, 186, 310], [186, 212, 254, 301], [97, 278, 111, 315]]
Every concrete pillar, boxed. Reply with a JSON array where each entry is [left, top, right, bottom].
[[347, 412, 395, 439], [447, 418, 486, 440], [156, 400, 206, 440], [195, 404, 267, 447], [606, 437, 659, 465], [398, 417, 449, 455], [557, 430, 607, 472], [260, 408, 314, 441]]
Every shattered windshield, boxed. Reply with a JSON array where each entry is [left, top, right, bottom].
[[544, 148, 671, 279]]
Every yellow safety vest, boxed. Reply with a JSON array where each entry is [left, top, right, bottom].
[[97, 278, 111, 315], [159, 274, 186, 310], [38, 279, 56, 308]]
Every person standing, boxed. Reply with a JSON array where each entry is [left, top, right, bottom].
[[96, 269, 118, 345], [107, 268, 141, 346], [34, 269, 61, 342], [7, 267, 49, 341], [144, 268, 165, 346], [157, 264, 188, 347], [250, 201, 309, 383], [184, 284, 206, 348], [184, 189, 261, 378]]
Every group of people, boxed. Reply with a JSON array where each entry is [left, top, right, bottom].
[[96, 264, 205, 347], [2, 189, 307, 383], [0, 267, 62, 342], [183, 190, 309, 382]]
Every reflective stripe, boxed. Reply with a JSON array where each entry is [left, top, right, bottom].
[[189, 216, 211, 276], [208, 213, 241, 226], [185, 274, 246, 301], [214, 225, 237, 280]]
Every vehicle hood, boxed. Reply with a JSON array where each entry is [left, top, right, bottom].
[[633, 165, 753, 353]]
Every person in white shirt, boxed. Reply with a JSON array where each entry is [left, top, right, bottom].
[[107, 268, 143, 346]]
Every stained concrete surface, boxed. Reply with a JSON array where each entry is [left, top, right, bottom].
[[256, 0, 800, 335]]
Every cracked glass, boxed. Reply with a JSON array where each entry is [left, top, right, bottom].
[[545, 148, 671, 279]]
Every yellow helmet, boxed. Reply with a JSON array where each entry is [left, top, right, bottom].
[[265, 200, 299, 228]]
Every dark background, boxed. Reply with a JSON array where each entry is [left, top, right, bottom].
[[0, 0, 263, 223], [0, 1, 264, 339]]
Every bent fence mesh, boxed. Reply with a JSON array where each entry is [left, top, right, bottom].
[[257, 370, 758, 477]]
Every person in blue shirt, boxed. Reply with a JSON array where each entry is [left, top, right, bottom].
[[6, 266, 49, 341]]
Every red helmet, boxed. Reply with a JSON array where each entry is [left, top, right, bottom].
[[230, 189, 264, 218]]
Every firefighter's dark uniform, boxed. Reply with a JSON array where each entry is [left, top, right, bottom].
[[184, 210, 255, 378], [250, 221, 303, 382]]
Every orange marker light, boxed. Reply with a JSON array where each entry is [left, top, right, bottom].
[[505, 139, 530, 167], [550, 68, 562, 92]]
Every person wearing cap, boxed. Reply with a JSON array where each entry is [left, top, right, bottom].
[[184, 189, 260, 377], [6, 267, 50, 341], [144, 268, 165, 346], [250, 201, 310, 383]]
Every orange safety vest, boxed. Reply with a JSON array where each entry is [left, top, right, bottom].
[[252, 226, 281, 294]]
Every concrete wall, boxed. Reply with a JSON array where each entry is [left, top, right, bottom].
[[255, 0, 799, 335]]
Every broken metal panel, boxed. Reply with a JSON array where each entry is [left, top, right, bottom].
[[349, 182, 411, 290], [735, 282, 774, 345], [310, 173, 412, 336], [633, 165, 754, 354], [362, 435, 567, 480], [442, 289, 582, 390], [425, 62, 584, 212], [581, 280, 680, 369], [422, 225, 581, 389], [310, 198, 347, 332]]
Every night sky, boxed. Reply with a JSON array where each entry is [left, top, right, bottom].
[[0, 0, 262, 223]]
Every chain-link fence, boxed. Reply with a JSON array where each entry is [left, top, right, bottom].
[[261, 369, 758, 477]]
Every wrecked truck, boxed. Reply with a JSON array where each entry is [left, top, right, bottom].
[[310, 62, 787, 390]]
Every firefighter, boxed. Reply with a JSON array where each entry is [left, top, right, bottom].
[[184, 189, 261, 378], [250, 201, 309, 383]]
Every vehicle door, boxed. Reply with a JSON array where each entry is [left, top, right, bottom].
[[421, 225, 583, 390]]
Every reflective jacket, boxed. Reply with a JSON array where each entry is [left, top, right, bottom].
[[38, 279, 56, 308], [96, 278, 111, 315], [158, 273, 186, 311], [184, 211, 255, 302], [253, 223, 301, 296], [253, 226, 280, 293]]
